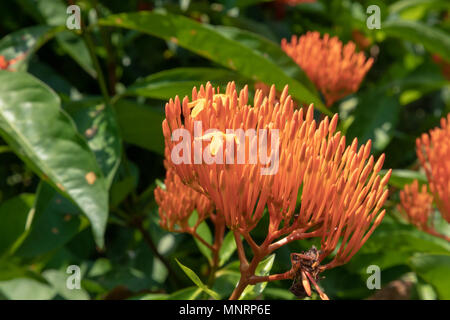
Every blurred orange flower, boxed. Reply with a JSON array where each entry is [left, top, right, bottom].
[[281, 31, 373, 107], [398, 180, 434, 231], [416, 114, 450, 223], [154, 166, 214, 233]]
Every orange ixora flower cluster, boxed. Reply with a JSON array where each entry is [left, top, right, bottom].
[[398, 181, 434, 230], [155, 163, 214, 233], [281, 31, 373, 107], [156, 82, 391, 300], [398, 114, 450, 242]]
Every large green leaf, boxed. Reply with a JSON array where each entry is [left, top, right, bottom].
[[0, 194, 35, 256], [15, 182, 88, 258], [347, 89, 401, 152], [125, 67, 248, 100], [167, 286, 203, 300], [409, 253, 450, 299], [0, 277, 56, 300], [113, 99, 165, 155], [99, 11, 328, 114], [382, 20, 450, 62], [63, 97, 122, 187], [0, 25, 59, 72], [0, 71, 108, 247]]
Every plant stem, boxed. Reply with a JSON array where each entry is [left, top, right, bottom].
[[83, 30, 110, 103], [229, 229, 317, 300], [207, 220, 225, 287], [134, 219, 181, 286]]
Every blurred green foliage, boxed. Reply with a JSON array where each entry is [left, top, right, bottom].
[[0, 0, 448, 300]]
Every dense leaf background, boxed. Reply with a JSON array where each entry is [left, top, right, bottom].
[[0, 0, 448, 300]]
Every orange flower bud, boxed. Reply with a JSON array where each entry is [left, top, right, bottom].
[[281, 32, 373, 107]]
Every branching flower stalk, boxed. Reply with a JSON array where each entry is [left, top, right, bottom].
[[155, 161, 226, 284], [157, 82, 391, 300]]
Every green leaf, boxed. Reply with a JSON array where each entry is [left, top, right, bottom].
[[0, 25, 60, 72], [126, 67, 248, 100], [175, 259, 220, 300], [188, 210, 213, 263], [99, 11, 328, 114], [17, 0, 95, 76], [381, 169, 427, 188], [219, 231, 237, 267], [63, 97, 122, 187], [347, 219, 450, 274], [212, 269, 241, 297], [113, 99, 165, 154], [15, 182, 88, 258], [176, 259, 205, 288], [0, 277, 56, 300], [389, 0, 450, 20], [240, 253, 275, 299], [346, 89, 401, 152], [0, 194, 34, 256], [382, 20, 450, 62], [167, 286, 203, 300], [409, 253, 450, 299], [110, 176, 136, 208], [0, 71, 108, 247], [0, 258, 32, 282], [138, 293, 169, 300], [29, 61, 79, 98]]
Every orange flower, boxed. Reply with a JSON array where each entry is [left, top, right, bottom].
[[281, 31, 373, 107], [352, 29, 372, 51], [154, 167, 214, 233], [416, 114, 450, 223], [161, 82, 391, 299], [163, 81, 389, 255], [163, 82, 281, 231], [397, 180, 433, 230]]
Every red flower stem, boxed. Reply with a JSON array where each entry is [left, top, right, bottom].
[[190, 228, 215, 251], [423, 227, 450, 242], [229, 228, 325, 300], [207, 218, 226, 286], [268, 229, 322, 253], [248, 269, 294, 284]]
